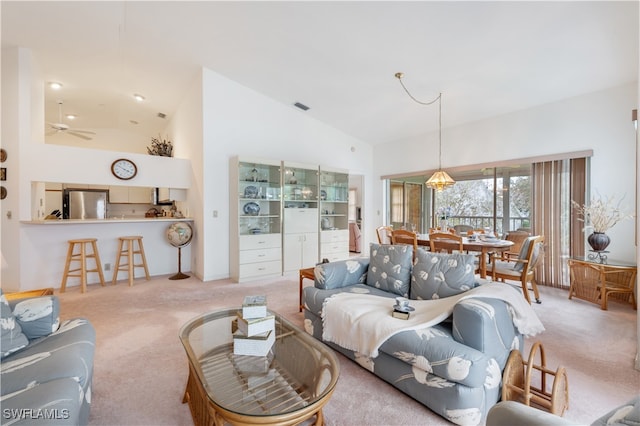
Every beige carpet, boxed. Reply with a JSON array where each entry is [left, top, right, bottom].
[[56, 272, 639, 425]]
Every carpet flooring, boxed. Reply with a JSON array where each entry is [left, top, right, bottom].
[[56, 272, 639, 425]]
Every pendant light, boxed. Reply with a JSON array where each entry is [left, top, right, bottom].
[[395, 72, 455, 191]]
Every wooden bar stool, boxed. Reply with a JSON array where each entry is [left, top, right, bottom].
[[113, 236, 150, 286], [60, 238, 106, 293]]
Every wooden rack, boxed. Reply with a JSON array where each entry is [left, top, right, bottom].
[[502, 342, 569, 416]]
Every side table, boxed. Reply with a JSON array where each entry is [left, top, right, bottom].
[[568, 257, 637, 310], [299, 267, 315, 312], [4, 287, 54, 301]]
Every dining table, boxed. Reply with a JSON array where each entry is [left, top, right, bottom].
[[416, 234, 514, 278]]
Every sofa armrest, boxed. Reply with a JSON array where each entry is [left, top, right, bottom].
[[452, 297, 522, 367], [10, 295, 60, 340], [314, 258, 370, 290]]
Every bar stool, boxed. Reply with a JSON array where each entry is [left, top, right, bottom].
[[60, 238, 106, 293], [112, 236, 150, 286]]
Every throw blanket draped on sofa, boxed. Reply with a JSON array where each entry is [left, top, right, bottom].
[[321, 282, 544, 358]]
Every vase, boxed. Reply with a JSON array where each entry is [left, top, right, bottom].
[[439, 219, 448, 232], [588, 232, 610, 252]]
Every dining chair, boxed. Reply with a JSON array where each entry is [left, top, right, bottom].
[[429, 232, 464, 254], [453, 224, 474, 236], [501, 230, 530, 262], [489, 235, 544, 304], [376, 226, 393, 244], [391, 229, 418, 259]]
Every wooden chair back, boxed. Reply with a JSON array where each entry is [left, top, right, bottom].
[[502, 230, 531, 261], [376, 226, 393, 244], [453, 224, 474, 236], [391, 229, 418, 258], [429, 232, 464, 253]]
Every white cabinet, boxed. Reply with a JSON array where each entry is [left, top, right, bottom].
[[319, 167, 349, 262], [230, 157, 282, 282], [283, 208, 319, 272], [282, 162, 319, 272], [109, 186, 152, 204], [320, 229, 350, 262]]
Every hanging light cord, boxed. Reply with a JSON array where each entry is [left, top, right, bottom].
[[395, 72, 443, 169]]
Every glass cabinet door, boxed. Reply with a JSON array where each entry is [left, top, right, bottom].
[[282, 164, 318, 209], [319, 169, 349, 231], [238, 160, 282, 236]]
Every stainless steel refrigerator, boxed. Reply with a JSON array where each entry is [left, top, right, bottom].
[[63, 189, 108, 219]]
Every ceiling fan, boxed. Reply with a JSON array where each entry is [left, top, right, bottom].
[[46, 100, 96, 140]]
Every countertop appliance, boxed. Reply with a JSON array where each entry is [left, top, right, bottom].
[[63, 189, 108, 219]]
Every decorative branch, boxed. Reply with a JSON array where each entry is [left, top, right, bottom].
[[147, 135, 173, 157], [571, 194, 633, 233]]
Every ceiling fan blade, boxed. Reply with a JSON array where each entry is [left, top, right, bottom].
[[67, 131, 93, 140], [69, 129, 96, 135]]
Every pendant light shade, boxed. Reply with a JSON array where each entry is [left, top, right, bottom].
[[426, 170, 456, 191], [395, 72, 455, 192]]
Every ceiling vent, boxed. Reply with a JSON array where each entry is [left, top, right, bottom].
[[294, 102, 310, 111], [157, 112, 167, 119]]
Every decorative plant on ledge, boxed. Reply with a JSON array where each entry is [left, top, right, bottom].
[[571, 194, 633, 252], [147, 135, 173, 157]]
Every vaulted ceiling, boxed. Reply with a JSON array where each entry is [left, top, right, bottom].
[[2, 1, 638, 145]]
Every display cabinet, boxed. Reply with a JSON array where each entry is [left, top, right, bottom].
[[282, 162, 319, 271], [230, 157, 282, 282], [319, 167, 349, 261]]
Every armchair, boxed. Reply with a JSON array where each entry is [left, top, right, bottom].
[[489, 235, 544, 304]]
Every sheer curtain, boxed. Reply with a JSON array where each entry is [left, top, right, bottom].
[[532, 158, 587, 288]]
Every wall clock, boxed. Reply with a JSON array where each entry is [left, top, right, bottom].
[[111, 158, 137, 180]]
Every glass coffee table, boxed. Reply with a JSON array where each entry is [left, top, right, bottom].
[[179, 308, 339, 425]]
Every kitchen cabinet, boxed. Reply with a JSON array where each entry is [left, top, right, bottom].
[[109, 186, 152, 204]]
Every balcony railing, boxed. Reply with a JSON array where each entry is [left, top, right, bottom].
[[444, 216, 531, 234]]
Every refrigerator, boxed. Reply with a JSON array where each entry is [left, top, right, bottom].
[[63, 189, 108, 219]]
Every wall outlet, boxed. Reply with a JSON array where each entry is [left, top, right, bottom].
[[104, 263, 111, 271]]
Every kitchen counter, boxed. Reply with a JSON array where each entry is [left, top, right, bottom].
[[21, 217, 194, 225]]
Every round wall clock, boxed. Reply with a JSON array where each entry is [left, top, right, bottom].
[[111, 158, 137, 180]]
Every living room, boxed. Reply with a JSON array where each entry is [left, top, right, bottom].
[[1, 1, 638, 425]]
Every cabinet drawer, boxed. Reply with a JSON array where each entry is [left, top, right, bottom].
[[240, 248, 281, 264], [240, 234, 281, 250], [321, 230, 349, 243], [321, 241, 348, 255], [240, 261, 282, 278]]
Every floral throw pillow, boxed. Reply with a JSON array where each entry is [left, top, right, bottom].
[[366, 243, 412, 297], [0, 291, 29, 359], [411, 250, 477, 300]]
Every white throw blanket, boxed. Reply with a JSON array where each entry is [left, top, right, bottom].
[[321, 282, 545, 358]]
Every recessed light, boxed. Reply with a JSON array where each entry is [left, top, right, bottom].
[[49, 82, 63, 90], [133, 93, 145, 102], [65, 114, 76, 120]]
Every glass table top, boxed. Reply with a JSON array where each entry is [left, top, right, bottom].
[[179, 308, 339, 418]]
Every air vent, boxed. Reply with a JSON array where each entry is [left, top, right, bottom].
[[157, 112, 167, 119], [294, 102, 310, 111]]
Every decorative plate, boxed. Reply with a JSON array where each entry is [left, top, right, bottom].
[[244, 185, 258, 198], [243, 202, 260, 216], [393, 304, 415, 312]]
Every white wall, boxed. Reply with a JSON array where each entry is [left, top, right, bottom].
[[197, 68, 374, 281], [374, 83, 638, 262]]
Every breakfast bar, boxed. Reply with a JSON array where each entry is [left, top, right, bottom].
[[19, 217, 194, 292]]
